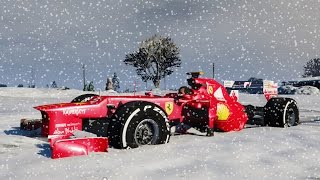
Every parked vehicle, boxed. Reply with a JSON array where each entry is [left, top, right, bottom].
[[21, 72, 299, 159]]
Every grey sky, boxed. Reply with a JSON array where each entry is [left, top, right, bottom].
[[0, 0, 319, 90]]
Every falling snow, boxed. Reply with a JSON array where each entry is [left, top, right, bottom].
[[0, 0, 320, 179], [0, 0, 319, 90]]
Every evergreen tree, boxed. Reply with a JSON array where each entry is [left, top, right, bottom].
[[303, 58, 320, 77], [83, 81, 95, 91], [87, 81, 95, 91], [112, 72, 120, 91]]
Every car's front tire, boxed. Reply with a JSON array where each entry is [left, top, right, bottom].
[[108, 101, 170, 149]]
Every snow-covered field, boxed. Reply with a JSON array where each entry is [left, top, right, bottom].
[[0, 88, 320, 180]]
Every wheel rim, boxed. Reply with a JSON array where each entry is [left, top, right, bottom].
[[287, 108, 296, 126], [134, 119, 159, 146]]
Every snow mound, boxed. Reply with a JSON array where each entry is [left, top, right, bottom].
[[296, 86, 320, 95], [279, 85, 319, 95], [278, 85, 298, 94]]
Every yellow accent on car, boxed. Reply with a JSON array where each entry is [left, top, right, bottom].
[[74, 102, 87, 105], [165, 102, 174, 115], [207, 86, 214, 95], [216, 103, 230, 121]]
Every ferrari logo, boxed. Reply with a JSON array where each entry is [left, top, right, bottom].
[[165, 102, 174, 115], [207, 85, 214, 95]]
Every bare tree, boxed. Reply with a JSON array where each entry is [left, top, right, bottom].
[[124, 34, 181, 88], [303, 58, 320, 77]]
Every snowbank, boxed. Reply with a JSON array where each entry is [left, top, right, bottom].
[[279, 85, 319, 95], [296, 86, 320, 95], [0, 88, 319, 180]]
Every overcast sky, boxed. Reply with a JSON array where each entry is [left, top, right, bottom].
[[1, 0, 319, 90]]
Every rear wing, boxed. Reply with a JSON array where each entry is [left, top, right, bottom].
[[224, 80, 278, 101]]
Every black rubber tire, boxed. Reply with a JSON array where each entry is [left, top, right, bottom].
[[245, 105, 255, 120], [71, 94, 98, 103], [108, 101, 170, 149], [264, 97, 299, 127]]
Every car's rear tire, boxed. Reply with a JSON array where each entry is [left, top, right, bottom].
[[264, 97, 299, 127], [108, 101, 170, 149], [71, 94, 97, 103]]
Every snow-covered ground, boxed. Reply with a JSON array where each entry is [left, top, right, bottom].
[[0, 88, 320, 180]]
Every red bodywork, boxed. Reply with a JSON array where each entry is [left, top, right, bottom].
[[49, 135, 108, 159], [33, 75, 248, 158]]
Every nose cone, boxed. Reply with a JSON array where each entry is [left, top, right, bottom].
[[34, 102, 88, 111]]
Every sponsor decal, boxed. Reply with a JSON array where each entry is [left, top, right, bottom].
[[223, 80, 235, 88], [62, 108, 86, 115], [213, 87, 226, 101], [53, 122, 81, 135], [230, 90, 239, 101], [216, 103, 230, 121], [263, 80, 278, 89], [55, 123, 66, 128], [165, 102, 174, 115], [64, 126, 79, 134], [263, 80, 278, 97], [55, 122, 80, 128], [244, 82, 252, 88], [53, 129, 64, 135]]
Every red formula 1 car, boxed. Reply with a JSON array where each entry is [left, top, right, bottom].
[[21, 72, 299, 159]]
